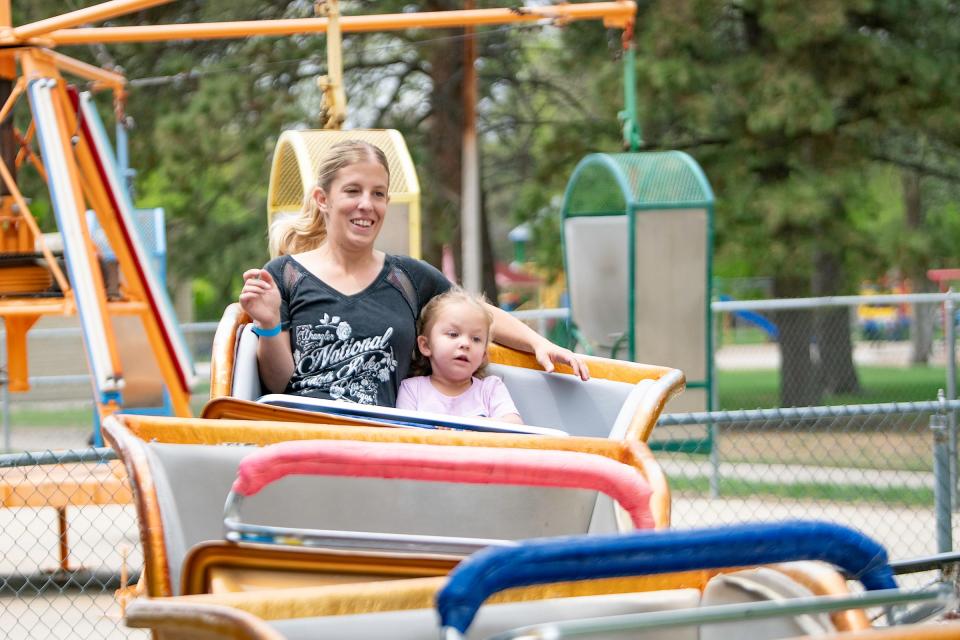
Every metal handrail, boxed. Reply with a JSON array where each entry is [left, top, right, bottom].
[[482, 585, 950, 640]]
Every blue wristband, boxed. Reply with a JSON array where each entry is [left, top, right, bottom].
[[251, 322, 283, 337]]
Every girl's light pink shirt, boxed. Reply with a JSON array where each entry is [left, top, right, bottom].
[[396, 375, 520, 420]]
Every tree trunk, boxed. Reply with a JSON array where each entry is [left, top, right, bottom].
[[0, 78, 15, 197], [479, 179, 499, 302], [774, 275, 822, 406], [777, 307, 821, 406], [420, 2, 465, 268], [911, 295, 937, 365], [902, 168, 934, 364], [812, 247, 861, 395]]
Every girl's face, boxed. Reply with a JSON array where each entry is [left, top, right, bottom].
[[314, 161, 390, 252], [417, 301, 489, 384]]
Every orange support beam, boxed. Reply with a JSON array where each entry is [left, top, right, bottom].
[[45, 49, 125, 92], [44, 2, 636, 44], [5, 314, 38, 391], [11, 0, 174, 41]]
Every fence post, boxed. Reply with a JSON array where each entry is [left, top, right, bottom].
[[931, 409, 953, 553], [709, 306, 720, 498], [945, 294, 958, 509], [1, 321, 8, 454]]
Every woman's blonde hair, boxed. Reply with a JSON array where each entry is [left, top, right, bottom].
[[269, 140, 390, 257], [410, 287, 494, 378]]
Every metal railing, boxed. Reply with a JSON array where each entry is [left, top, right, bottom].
[[0, 297, 957, 637], [713, 292, 959, 411], [0, 447, 144, 639], [655, 398, 960, 559]]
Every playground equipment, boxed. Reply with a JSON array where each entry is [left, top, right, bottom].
[[103, 413, 671, 598], [561, 152, 714, 414], [717, 294, 779, 341], [0, 51, 196, 422]]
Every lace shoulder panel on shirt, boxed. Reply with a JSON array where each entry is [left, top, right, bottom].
[[281, 258, 306, 292]]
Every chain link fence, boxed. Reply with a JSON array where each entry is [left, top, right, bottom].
[[0, 300, 957, 636], [654, 399, 960, 568], [0, 449, 144, 639], [714, 293, 958, 410], [0, 321, 218, 454]]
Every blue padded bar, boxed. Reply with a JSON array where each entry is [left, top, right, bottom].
[[437, 520, 895, 634]]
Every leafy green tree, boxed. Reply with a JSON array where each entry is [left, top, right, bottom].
[[628, 0, 960, 405]]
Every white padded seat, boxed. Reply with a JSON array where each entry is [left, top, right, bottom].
[[147, 441, 627, 595], [271, 589, 702, 640], [264, 567, 839, 639], [231, 325, 650, 439]]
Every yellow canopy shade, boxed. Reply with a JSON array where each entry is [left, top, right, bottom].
[[267, 129, 421, 258]]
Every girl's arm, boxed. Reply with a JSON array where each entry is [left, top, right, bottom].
[[486, 303, 589, 381], [395, 379, 418, 411], [239, 268, 295, 393], [487, 376, 524, 424], [493, 411, 524, 425]]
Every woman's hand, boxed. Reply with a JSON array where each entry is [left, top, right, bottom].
[[239, 268, 282, 328], [533, 338, 590, 381], [486, 303, 590, 381]]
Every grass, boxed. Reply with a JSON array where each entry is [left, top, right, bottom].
[[7, 405, 98, 428], [718, 366, 948, 410], [6, 383, 212, 428], [717, 327, 772, 346], [669, 475, 932, 507]]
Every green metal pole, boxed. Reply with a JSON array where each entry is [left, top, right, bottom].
[[619, 40, 641, 151]]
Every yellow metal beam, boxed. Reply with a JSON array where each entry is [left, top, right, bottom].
[[13, 0, 174, 41], [44, 2, 636, 44]]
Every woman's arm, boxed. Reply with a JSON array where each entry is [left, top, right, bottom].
[[486, 304, 589, 381], [255, 333, 295, 394], [239, 268, 295, 393]]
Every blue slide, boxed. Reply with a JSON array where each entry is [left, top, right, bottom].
[[719, 294, 778, 339]]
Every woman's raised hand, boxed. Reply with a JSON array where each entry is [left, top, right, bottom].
[[239, 269, 282, 328]]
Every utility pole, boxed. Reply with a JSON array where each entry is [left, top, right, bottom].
[[461, 0, 480, 292]]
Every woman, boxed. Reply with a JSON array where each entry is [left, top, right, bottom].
[[240, 140, 587, 406]]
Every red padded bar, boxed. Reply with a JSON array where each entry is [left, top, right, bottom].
[[232, 440, 654, 529]]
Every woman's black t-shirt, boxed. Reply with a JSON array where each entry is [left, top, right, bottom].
[[263, 254, 451, 406]]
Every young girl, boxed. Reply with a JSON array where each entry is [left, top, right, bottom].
[[396, 288, 523, 424]]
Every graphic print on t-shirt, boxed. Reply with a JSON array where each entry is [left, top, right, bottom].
[[291, 313, 398, 404]]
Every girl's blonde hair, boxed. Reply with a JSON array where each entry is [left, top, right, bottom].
[[269, 140, 390, 257], [411, 287, 494, 378]]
